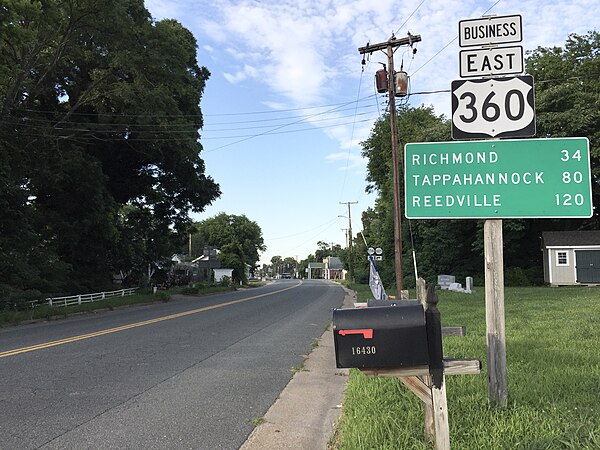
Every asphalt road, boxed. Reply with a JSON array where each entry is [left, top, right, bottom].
[[0, 279, 345, 450]]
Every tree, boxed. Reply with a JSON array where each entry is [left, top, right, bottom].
[[193, 214, 265, 284], [526, 31, 600, 229], [0, 0, 220, 303], [281, 256, 297, 277], [314, 241, 342, 262]]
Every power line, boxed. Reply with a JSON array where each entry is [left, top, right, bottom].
[[10, 97, 379, 119], [5, 108, 380, 135], [412, 0, 504, 75], [395, 0, 425, 35]]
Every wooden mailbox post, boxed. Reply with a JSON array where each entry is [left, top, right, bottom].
[[360, 279, 480, 450]]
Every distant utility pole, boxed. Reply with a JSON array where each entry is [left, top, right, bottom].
[[340, 201, 358, 282], [358, 33, 421, 298], [341, 228, 349, 247]]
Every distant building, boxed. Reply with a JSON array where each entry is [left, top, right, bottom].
[[192, 247, 221, 282], [542, 231, 600, 286], [324, 256, 345, 280], [307, 262, 325, 279], [307, 256, 346, 280]]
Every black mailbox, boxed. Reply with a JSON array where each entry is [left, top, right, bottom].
[[332, 302, 430, 369]]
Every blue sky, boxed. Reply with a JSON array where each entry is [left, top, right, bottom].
[[144, 0, 599, 265]]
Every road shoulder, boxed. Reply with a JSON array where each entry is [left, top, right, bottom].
[[240, 286, 354, 450]]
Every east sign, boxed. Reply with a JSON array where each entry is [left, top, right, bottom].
[[404, 138, 593, 219], [459, 45, 523, 78]]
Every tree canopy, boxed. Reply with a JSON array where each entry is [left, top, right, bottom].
[[0, 0, 219, 306], [193, 213, 265, 284]]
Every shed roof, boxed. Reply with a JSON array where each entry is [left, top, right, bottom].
[[542, 231, 600, 248]]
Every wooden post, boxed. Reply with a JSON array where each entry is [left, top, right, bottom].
[[416, 278, 434, 442], [425, 285, 450, 450], [484, 219, 508, 407], [431, 377, 450, 450], [362, 279, 481, 449], [358, 34, 422, 297]]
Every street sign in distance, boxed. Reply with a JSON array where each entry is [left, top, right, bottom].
[[459, 14, 522, 47], [459, 46, 523, 78], [404, 138, 593, 219], [451, 75, 535, 140]]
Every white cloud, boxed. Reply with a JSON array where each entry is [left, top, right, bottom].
[[194, 1, 597, 150], [144, 0, 182, 20], [325, 151, 366, 172], [223, 64, 258, 84]]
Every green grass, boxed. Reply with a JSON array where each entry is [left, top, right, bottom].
[[333, 285, 600, 449], [0, 284, 237, 326]]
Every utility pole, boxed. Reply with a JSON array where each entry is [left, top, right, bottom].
[[359, 33, 421, 298], [341, 228, 349, 247], [340, 201, 358, 283]]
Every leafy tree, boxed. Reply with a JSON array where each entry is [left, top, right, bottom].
[[281, 256, 297, 276], [0, 0, 220, 303], [526, 30, 600, 229], [193, 214, 265, 284], [314, 240, 342, 261]]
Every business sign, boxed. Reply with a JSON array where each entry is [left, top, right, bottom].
[[451, 75, 535, 139], [459, 46, 523, 78], [404, 138, 593, 219], [459, 14, 522, 47]]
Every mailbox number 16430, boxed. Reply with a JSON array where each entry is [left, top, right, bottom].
[[352, 346, 377, 355]]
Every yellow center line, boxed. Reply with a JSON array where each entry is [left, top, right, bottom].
[[0, 282, 302, 359]]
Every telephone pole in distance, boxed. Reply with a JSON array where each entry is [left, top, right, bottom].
[[340, 201, 358, 283]]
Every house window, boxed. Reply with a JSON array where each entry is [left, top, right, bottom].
[[556, 251, 569, 266]]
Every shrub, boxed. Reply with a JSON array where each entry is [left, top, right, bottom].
[[505, 266, 531, 286], [156, 292, 171, 302], [180, 285, 199, 295]]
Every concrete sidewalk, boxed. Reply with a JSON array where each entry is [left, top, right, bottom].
[[240, 288, 355, 450]]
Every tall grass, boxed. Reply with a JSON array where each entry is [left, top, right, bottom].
[[334, 286, 600, 449]]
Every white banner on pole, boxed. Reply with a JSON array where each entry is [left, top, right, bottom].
[[368, 256, 388, 300]]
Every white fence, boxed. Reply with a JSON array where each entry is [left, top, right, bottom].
[[43, 288, 138, 308]]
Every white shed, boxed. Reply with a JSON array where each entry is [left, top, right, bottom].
[[213, 268, 234, 283], [542, 231, 600, 286]]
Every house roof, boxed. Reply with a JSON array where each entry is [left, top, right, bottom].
[[325, 256, 344, 270], [542, 231, 600, 248]]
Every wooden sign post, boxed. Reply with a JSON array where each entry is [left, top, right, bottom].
[[484, 220, 508, 407]]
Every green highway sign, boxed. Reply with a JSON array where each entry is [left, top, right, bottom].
[[404, 137, 593, 219]]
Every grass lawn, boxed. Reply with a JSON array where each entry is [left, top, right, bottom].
[[332, 285, 600, 449], [0, 283, 238, 327]]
